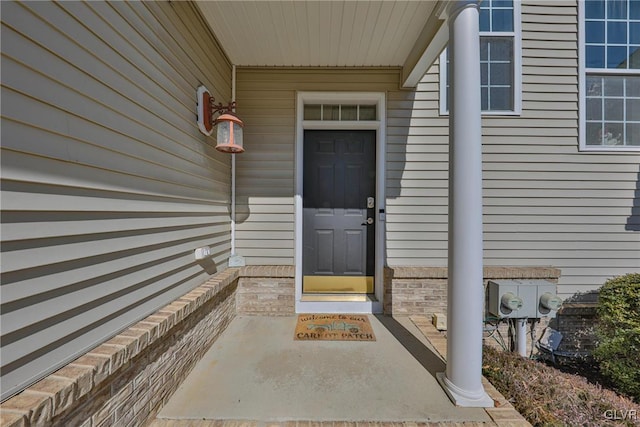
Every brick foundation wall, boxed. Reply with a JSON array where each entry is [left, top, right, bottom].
[[383, 266, 561, 356], [483, 290, 599, 359], [384, 266, 562, 317], [550, 291, 599, 356], [0, 269, 239, 427], [483, 302, 599, 358], [236, 266, 295, 316]]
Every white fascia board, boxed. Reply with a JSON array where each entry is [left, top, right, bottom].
[[402, 1, 450, 88]]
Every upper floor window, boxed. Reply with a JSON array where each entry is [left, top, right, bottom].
[[440, 0, 522, 115], [580, 0, 640, 150]]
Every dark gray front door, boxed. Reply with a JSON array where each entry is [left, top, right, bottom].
[[303, 130, 376, 293]]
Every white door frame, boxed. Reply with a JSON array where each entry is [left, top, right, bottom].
[[295, 91, 386, 313]]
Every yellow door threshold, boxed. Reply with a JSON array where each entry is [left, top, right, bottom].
[[300, 293, 378, 302], [303, 275, 374, 293]]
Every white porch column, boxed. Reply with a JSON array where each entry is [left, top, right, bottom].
[[436, 0, 493, 407]]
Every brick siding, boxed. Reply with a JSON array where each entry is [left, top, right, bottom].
[[550, 292, 599, 355], [236, 266, 295, 316]]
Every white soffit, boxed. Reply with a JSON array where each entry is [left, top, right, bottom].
[[196, 1, 439, 68]]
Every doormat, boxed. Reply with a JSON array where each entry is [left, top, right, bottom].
[[294, 314, 376, 341]]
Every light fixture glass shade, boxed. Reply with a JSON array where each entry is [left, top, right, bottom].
[[215, 114, 244, 153]]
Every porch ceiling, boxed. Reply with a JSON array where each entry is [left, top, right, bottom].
[[196, 1, 447, 86]]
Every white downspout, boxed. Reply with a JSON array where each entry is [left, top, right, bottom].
[[229, 65, 245, 267], [231, 64, 236, 256], [436, 0, 493, 408]]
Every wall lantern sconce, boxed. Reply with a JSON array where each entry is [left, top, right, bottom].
[[197, 85, 244, 153]]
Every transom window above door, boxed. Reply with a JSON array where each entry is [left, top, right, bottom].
[[303, 104, 377, 121]]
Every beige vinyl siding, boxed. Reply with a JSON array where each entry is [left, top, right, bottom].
[[386, 0, 640, 298], [235, 68, 401, 265], [386, 68, 449, 263], [0, 1, 231, 400]]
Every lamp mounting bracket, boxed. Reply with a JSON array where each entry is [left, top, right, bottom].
[[210, 99, 237, 116]]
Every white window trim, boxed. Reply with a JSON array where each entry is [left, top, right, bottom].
[[578, 1, 640, 152], [295, 92, 386, 314], [439, 0, 522, 116]]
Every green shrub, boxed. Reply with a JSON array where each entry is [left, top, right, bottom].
[[593, 273, 640, 402]]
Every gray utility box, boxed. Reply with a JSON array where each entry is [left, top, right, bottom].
[[487, 279, 561, 319]]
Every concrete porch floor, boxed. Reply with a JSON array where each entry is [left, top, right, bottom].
[[154, 315, 528, 426]]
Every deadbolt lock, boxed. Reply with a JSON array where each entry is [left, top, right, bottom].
[[367, 197, 375, 209]]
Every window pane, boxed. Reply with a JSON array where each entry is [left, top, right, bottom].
[[492, 9, 513, 31], [587, 45, 606, 67], [630, 46, 640, 68], [626, 123, 640, 144], [607, 46, 628, 68], [607, 0, 627, 19], [488, 38, 513, 61], [627, 98, 640, 120], [481, 63, 489, 85], [359, 105, 376, 120], [628, 75, 640, 96], [323, 105, 340, 120], [586, 97, 603, 120], [480, 41, 489, 60], [630, 23, 640, 44], [605, 98, 624, 120], [481, 87, 489, 110], [341, 105, 357, 120], [490, 87, 513, 110], [586, 21, 605, 44], [587, 76, 603, 96], [586, 122, 603, 145], [603, 122, 624, 145], [585, 0, 605, 19], [604, 75, 624, 95], [493, 1, 513, 8], [480, 9, 490, 31], [304, 104, 321, 120], [631, 0, 640, 19], [490, 63, 512, 85], [607, 21, 627, 44]]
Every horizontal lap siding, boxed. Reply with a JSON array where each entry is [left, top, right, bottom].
[[486, 0, 639, 297], [0, 1, 232, 400], [387, 0, 640, 298], [235, 68, 401, 265], [386, 65, 449, 265]]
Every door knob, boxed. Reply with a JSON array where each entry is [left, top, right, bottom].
[[361, 217, 374, 225]]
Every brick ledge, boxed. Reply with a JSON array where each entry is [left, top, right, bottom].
[[239, 265, 295, 278], [387, 266, 561, 280], [0, 268, 240, 427]]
